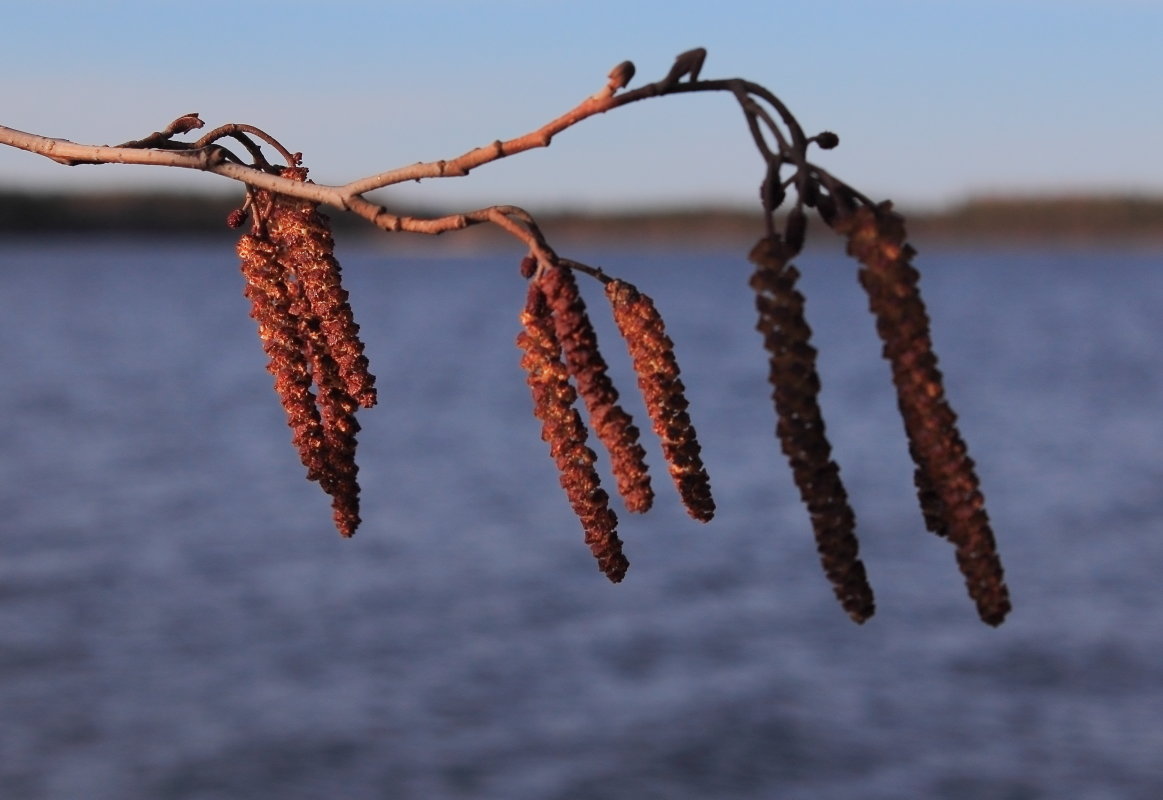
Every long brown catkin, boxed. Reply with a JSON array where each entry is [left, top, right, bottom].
[[750, 234, 875, 623], [236, 232, 329, 485], [538, 264, 654, 513], [605, 279, 715, 523], [268, 167, 377, 410], [841, 202, 1010, 626], [518, 281, 629, 582]]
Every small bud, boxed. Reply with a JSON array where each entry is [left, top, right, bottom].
[[800, 180, 819, 208], [662, 47, 708, 88], [760, 163, 785, 212], [815, 131, 840, 149], [784, 207, 808, 254], [226, 208, 249, 229], [608, 60, 636, 89], [167, 114, 204, 135], [815, 193, 837, 226]]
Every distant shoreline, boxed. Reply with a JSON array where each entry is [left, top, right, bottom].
[[3, 191, 1162, 247]]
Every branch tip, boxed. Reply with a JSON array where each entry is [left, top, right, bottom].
[[662, 47, 707, 88], [608, 60, 636, 89]]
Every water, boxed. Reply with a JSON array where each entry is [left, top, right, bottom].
[[2, 235, 1162, 799]]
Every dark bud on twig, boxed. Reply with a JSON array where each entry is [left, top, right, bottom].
[[784, 206, 808, 256], [833, 184, 858, 218], [760, 162, 785, 213], [815, 192, 838, 226], [226, 207, 249, 229], [166, 114, 204, 136], [608, 60, 636, 90], [814, 131, 840, 150], [800, 180, 819, 209], [662, 47, 708, 87]]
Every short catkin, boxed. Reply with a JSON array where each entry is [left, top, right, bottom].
[[605, 279, 715, 522]]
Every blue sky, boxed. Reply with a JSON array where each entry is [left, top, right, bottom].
[[2, 0, 1160, 211]]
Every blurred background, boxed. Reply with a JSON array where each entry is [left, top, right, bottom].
[[2, 2, 1162, 799]]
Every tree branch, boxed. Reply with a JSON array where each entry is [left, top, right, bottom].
[[0, 49, 1012, 624], [0, 52, 816, 252]]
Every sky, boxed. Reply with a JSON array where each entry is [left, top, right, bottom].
[[2, 0, 1161, 212]]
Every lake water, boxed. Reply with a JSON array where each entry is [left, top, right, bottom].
[[2, 235, 1162, 799]]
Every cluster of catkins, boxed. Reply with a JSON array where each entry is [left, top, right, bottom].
[[750, 199, 1010, 625], [232, 167, 376, 537], [516, 256, 715, 582], [226, 171, 1008, 625]]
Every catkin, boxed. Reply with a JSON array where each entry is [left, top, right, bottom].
[[518, 282, 629, 582], [841, 202, 1010, 625], [750, 234, 875, 623], [237, 232, 330, 484], [285, 278, 362, 538], [538, 264, 653, 513], [268, 167, 377, 409], [235, 177, 366, 539], [605, 279, 715, 522]]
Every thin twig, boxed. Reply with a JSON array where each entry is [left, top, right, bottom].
[[194, 123, 298, 167], [0, 58, 824, 242]]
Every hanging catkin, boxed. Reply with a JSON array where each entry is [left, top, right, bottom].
[[518, 280, 629, 582], [605, 279, 715, 522], [750, 234, 875, 623], [537, 263, 654, 513], [236, 232, 330, 485], [268, 167, 377, 409], [235, 176, 367, 538], [284, 277, 362, 537], [840, 202, 1010, 626]]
